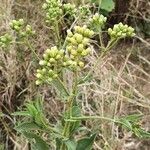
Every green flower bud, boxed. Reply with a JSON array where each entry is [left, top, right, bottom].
[[66, 45, 73, 52], [55, 54, 61, 60], [74, 26, 84, 34], [45, 48, 51, 55], [49, 58, 56, 63], [53, 73, 58, 78], [47, 62, 51, 66], [78, 61, 84, 68], [26, 25, 32, 32], [19, 19, 24, 25], [14, 25, 20, 31], [48, 69, 53, 75], [36, 73, 43, 79], [70, 37, 77, 45], [42, 68, 47, 73], [74, 33, 83, 43], [36, 80, 42, 85], [42, 3, 48, 9], [70, 55, 75, 59], [39, 60, 47, 66], [81, 50, 88, 56], [71, 49, 77, 56], [70, 61, 77, 68], [20, 32, 26, 37], [128, 27, 134, 33], [77, 44, 84, 53], [48, 78, 52, 82], [1, 37, 7, 42], [63, 62, 67, 66], [108, 28, 113, 34], [82, 38, 89, 45], [36, 69, 41, 73]]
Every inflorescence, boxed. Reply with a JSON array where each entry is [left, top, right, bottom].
[[0, 34, 12, 48], [42, 0, 63, 23], [89, 13, 107, 31], [9, 19, 35, 38], [108, 23, 135, 39], [36, 26, 94, 85]]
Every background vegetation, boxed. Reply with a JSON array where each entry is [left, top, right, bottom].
[[0, 0, 150, 149]]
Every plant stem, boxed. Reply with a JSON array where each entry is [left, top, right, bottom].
[[67, 116, 116, 123], [25, 39, 40, 60], [60, 71, 78, 150], [54, 20, 61, 48]]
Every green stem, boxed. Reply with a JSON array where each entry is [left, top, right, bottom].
[[66, 116, 116, 123], [60, 71, 78, 150], [25, 39, 40, 60], [54, 20, 61, 47]]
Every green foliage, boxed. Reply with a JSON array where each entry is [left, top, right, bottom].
[[91, 0, 115, 12], [22, 132, 49, 150], [119, 114, 150, 138], [76, 134, 96, 150]]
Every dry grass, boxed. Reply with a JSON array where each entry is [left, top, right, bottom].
[[0, 0, 150, 149]]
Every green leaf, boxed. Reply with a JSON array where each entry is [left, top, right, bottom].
[[26, 103, 38, 117], [65, 139, 77, 150], [56, 138, 61, 150], [12, 111, 31, 117], [101, 0, 115, 12], [76, 134, 96, 150], [72, 106, 81, 117], [122, 114, 142, 122], [119, 119, 132, 130], [78, 73, 93, 84], [52, 79, 70, 101], [91, 0, 115, 12], [15, 122, 42, 131], [22, 132, 49, 150], [70, 106, 81, 134]]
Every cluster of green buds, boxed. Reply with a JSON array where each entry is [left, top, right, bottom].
[[9, 19, 35, 38], [36, 26, 94, 84], [108, 23, 135, 39], [35, 46, 65, 85], [63, 3, 77, 17], [78, 5, 91, 19], [89, 13, 107, 31], [42, 0, 62, 23], [66, 25, 94, 69], [0, 33, 12, 48]]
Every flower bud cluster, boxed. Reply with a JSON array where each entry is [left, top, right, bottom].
[[89, 13, 107, 31], [0, 33, 12, 48], [108, 23, 135, 39], [65, 25, 94, 69], [78, 5, 91, 19], [9, 19, 35, 38], [36, 26, 94, 85], [63, 3, 77, 16], [42, 0, 62, 23], [36, 46, 65, 85]]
